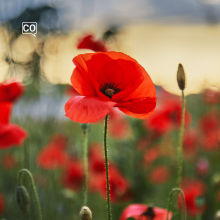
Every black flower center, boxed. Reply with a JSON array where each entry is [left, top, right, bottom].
[[141, 206, 155, 220], [100, 83, 121, 99]]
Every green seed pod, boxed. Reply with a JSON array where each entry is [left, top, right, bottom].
[[79, 206, 92, 220], [177, 63, 186, 90], [16, 186, 30, 214], [80, 123, 90, 133], [196, 196, 205, 208]]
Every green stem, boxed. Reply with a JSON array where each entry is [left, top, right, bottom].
[[103, 115, 112, 220], [177, 90, 185, 187], [167, 188, 186, 220], [17, 169, 43, 220], [82, 126, 88, 205], [24, 140, 29, 169], [196, 211, 202, 220]]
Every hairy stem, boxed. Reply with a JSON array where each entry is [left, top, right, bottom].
[[18, 169, 42, 220], [24, 140, 29, 169], [103, 115, 112, 220], [167, 188, 186, 220], [177, 90, 185, 187], [82, 126, 89, 205]]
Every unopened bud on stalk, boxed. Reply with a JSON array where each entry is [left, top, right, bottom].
[[16, 186, 30, 214], [177, 63, 186, 90], [215, 210, 220, 220], [79, 206, 92, 220], [80, 123, 90, 133], [196, 196, 205, 208]]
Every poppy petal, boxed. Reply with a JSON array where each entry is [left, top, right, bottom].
[[77, 34, 108, 52], [123, 65, 156, 101], [89, 53, 144, 101], [72, 53, 100, 96], [0, 102, 12, 124], [71, 67, 97, 96], [120, 204, 148, 220], [120, 204, 172, 220], [0, 124, 27, 149], [65, 96, 116, 123], [117, 97, 157, 119], [0, 80, 24, 102]]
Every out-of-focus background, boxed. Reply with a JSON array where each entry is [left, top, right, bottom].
[[1, 0, 220, 94], [1, 1, 220, 220]]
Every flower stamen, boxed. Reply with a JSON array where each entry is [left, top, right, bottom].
[[100, 83, 121, 99]]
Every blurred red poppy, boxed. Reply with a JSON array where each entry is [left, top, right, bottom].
[[108, 119, 130, 139], [88, 142, 106, 174], [0, 194, 4, 214], [61, 160, 85, 191], [183, 129, 197, 156], [203, 89, 220, 104], [143, 147, 160, 166], [145, 99, 191, 135], [179, 179, 206, 217], [196, 158, 209, 177], [77, 34, 108, 52], [0, 79, 24, 102], [120, 204, 172, 220], [1, 153, 17, 169], [199, 113, 220, 151], [98, 166, 131, 202], [37, 134, 69, 169], [0, 102, 27, 149], [65, 52, 157, 123], [149, 166, 170, 184]]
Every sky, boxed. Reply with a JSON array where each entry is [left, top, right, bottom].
[[0, 0, 220, 27]]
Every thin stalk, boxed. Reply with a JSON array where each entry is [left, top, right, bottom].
[[103, 115, 112, 220], [167, 188, 186, 220], [18, 169, 42, 220], [177, 90, 185, 187], [82, 126, 88, 205], [196, 212, 202, 220], [24, 140, 29, 169]]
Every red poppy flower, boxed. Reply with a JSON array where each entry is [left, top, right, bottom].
[[179, 179, 206, 217], [61, 160, 85, 191], [145, 99, 191, 135], [0, 79, 24, 102], [0, 194, 4, 214], [0, 102, 27, 149], [65, 52, 157, 123], [37, 134, 69, 169], [149, 166, 170, 184], [1, 153, 17, 169], [77, 34, 108, 52], [120, 204, 172, 220]]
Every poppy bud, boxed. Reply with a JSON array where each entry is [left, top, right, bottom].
[[79, 206, 92, 220], [215, 210, 220, 220], [16, 186, 30, 214], [80, 123, 90, 133], [196, 196, 205, 208], [177, 63, 186, 90]]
